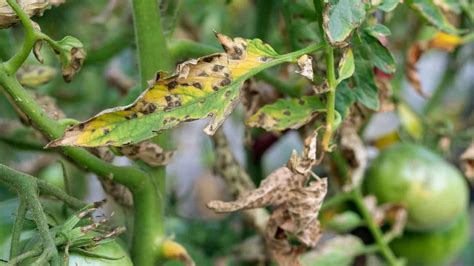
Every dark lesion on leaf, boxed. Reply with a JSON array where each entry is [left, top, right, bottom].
[[283, 110, 291, 116], [220, 78, 231, 86], [103, 129, 110, 135], [198, 71, 209, 77], [193, 82, 202, 89], [212, 64, 225, 72], [167, 80, 178, 89]]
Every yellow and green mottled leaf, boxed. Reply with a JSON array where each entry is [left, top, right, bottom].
[[337, 49, 354, 83], [246, 96, 326, 131], [47, 33, 280, 147]]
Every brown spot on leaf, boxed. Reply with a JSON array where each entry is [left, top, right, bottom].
[[167, 81, 178, 89], [220, 78, 231, 86], [212, 64, 225, 72], [193, 82, 202, 89]]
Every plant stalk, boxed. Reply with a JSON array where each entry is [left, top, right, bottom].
[[131, 0, 173, 264]]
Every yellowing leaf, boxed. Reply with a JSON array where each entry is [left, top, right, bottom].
[[161, 239, 195, 266], [397, 103, 424, 140], [337, 49, 354, 83], [48, 33, 279, 147], [428, 32, 463, 52], [246, 96, 326, 131]]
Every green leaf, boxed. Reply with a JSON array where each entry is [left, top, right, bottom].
[[246, 96, 326, 131], [301, 235, 365, 266], [361, 31, 396, 74], [378, 0, 401, 12], [351, 34, 379, 110], [326, 211, 363, 233], [364, 24, 391, 39], [408, 0, 458, 34], [337, 49, 355, 83], [335, 81, 356, 119], [323, 0, 366, 46]]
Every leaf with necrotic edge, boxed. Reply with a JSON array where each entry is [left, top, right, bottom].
[[47, 33, 279, 147], [323, 0, 366, 47]]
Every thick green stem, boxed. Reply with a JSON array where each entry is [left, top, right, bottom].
[[322, 45, 337, 150], [132, 0, 172, 86], [131, 0, 172, 264], [4, 0, 36, 74], [352, 188, 400, 266], [9, 197, 27, 259]]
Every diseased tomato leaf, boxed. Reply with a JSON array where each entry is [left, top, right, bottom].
[[323, 0, 366, 47], [48, 33, 279, 147], [408, 0, 458, 34], [246, 96, 326, 131], [351, 33, 380, 111], [361, 31, 396, 74]]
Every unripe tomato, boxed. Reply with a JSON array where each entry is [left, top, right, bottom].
[[390, 212, 470, 266], [363, 143, 468, 231]]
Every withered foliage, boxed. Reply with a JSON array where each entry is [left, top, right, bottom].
[[208, 130, 327, 265]]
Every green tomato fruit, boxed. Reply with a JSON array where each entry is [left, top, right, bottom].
[[363, 143, 468, 231], [390, 212, 470, 266]]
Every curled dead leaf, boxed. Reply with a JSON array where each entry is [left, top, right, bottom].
[[0, 0, 64, 29], [53, 36, 86, 82], [208, 129, 327, 265], [406, 42, 429, 98], [295, 55, 314, 81], [460, 142, 474, 182], [118, 140, 174, 166]]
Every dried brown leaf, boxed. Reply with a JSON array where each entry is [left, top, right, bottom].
[[118, 140, 174, 166], [340, 124, 367, 191], [0, 0, 65, 28], [363, 195, 407, 240], [208, 129, 327, 265], [406, 42, 430, 98], [33, 91, 65, 120], [288, 129, 320, 175], [295, 55, 314, 81], [460, 142, 474, 182]]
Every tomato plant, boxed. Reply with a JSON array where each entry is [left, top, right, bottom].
[[0, 0, 472, 265]]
